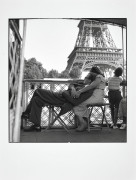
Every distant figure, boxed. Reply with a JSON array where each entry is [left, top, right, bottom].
[[108, 67, 123, 129], [118, 97, 127, 130]]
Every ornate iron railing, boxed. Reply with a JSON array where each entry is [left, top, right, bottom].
[[9, 19, 27, 142], [23, 79, 127, 128], [9, 19, 22, 141]]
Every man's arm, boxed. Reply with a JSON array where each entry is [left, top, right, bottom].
[[68, 84, 77, 97], [68, 81, 85, 98], [74, 77, 101, 98]]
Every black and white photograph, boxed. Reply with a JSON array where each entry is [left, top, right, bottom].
[[9, 18, 127, 143], [1, 0, 136, 180]]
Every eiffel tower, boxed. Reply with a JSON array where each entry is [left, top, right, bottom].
[[66, 20, 123, 77]]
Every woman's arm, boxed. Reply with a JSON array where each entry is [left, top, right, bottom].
[[68, 81, 85, 98], [74, 77, 101, 98]]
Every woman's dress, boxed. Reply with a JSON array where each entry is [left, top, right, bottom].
[[73, 75, 106, 117]]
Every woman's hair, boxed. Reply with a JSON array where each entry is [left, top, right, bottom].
[[90, 66, 104, 77], [86, 72, 97, 82], [114, 67, 123, 77]]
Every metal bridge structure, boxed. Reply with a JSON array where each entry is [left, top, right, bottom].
[[66, 20, 124, 77]]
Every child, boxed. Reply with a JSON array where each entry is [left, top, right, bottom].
[[108, 67, 123, 129]]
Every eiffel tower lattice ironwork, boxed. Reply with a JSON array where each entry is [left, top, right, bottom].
[[66, 20, 123, 74]]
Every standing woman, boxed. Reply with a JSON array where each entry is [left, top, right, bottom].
[[72, 66, 106, 131], [108, 67, 123, 129]]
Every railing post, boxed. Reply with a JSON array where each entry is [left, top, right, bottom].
[[22, 81, 26, 111], [124, 85, 127, 98], [9, 109, 14, 142], [48, 106, 53, 126], [26, 82, 29, 107], [21, 81, 26, 128], [49, 83, 54, 123], [13, 20, 27, 142]]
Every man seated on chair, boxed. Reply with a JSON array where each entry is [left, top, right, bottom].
[[22, 66, 103, 132]]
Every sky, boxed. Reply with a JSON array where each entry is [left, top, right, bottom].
[[21, 19, 126, 73]]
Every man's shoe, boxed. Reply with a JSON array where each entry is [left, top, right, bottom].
[[24, 124, 41, 132], [21, 112, 30, 120]]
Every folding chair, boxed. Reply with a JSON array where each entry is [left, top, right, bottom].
[[87, 102, 110, 132], [46, 105, 69, 132]]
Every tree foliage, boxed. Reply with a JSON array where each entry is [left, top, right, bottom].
[[69, 66, 82, 79], [48, 69, 59, 78], [24, 58, 48, 79], [59, 70, 70, 78], [24, 58, 82, 79]]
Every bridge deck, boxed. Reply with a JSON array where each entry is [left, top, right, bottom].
[[20, 127, 126, 143]]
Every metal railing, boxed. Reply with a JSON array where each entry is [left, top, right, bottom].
[[23, 79, 127, 128], [9, 19, 27, 142]]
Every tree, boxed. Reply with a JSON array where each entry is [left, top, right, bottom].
[[42, 68, 48, 78], [59, 69, 70, 78], [48, 69, 59, 78], [69, 66, 81, 79], [24, 58, 47, 79]]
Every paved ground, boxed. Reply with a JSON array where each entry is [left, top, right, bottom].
[[20, 127, 127, 143]]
